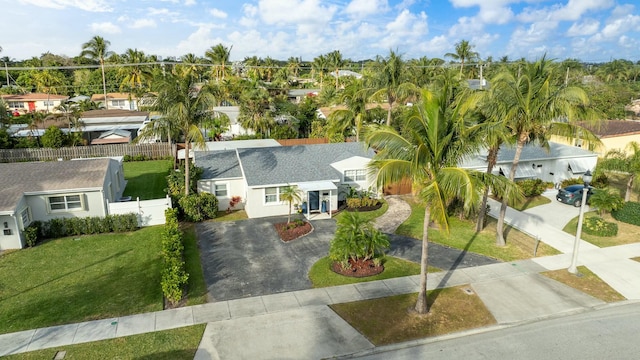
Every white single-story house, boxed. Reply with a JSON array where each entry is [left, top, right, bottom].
[[0, 158, 126, 249], [195, 142, 376, 220], [91, 92, 140, 111], [90, 129, 132, 145], [460, 141, 599, 185], [178, 139, 281, 160], [79, 109, 150, 143]]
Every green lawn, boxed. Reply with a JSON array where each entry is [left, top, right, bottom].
[[0, 227, 164, 334], [122, 160, 173, 200], [5, 324, 206, 360], [511, 195, 552, 211], [183, 224, 208, 306], [309, 256, 431, 288], [395, 196, 560, 261], [562, 211, 640, 247]]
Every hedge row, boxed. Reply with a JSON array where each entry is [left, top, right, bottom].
[[346, 196, 380, 209], [25, 213, 139, 247], [515, 179, 548, 197], [612, 201, 640, 226], [582, 216, 618, 237], [161, 208, 189, 305]]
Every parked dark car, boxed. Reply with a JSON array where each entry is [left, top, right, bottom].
[[556, 185, 594, 207]]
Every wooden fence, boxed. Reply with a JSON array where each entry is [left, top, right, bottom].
[[0, 143, 174, 163]]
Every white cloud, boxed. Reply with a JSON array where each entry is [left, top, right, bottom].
[[210, 8, 227, 19], [566, 18, 600, 37], [258, 0, 337, 26], [589, 5, 640, 42], [148, 7, 179, 17], [345, 0, 389, 18], [19, 0, 112, 12], [378, 10, 429, 50], [184, 0, 196, 5], [239, 4, 259, 27], [518, 0, 614, 23], [90, 22, 121, 34], [130, 19, 157, 29], [449, 0, 514, 25]]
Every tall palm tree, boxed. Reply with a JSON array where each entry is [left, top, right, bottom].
[[179, 53, 204, 80], [598, 142, 640, 202], [327, 78, 370, 142], [368, 49, 418, 126], [55, 103, 84, 146], [118, 48, 153, 107], [445, 39, 479, 76], [238, 86, 273, 137], [490, 57, 595, 246], [280, 185, 302, 224], [287, 57, 302, 79], [326, 50, 345, 89], [205, 43, 232, 82], [366, 88, 519, 314], [80, 36, 114, 109], [263, 57, 276, 82], [32, 69, 65, 112], [153, 68, 217, 196]]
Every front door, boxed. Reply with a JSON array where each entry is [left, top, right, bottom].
[[309, 191, 320, 211]]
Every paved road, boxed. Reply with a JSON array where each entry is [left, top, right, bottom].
[[351, 302, 640, 360]]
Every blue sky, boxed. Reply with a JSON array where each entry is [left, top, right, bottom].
[[1, 0, 639, 63]]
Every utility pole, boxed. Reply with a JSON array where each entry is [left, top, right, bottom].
[[565, 67, 570, 86], [479, 63, 484, 90], [4, 62, 8, 87]]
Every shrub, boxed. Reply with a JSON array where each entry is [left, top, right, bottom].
[[161, 208, 188, 305], [560, 177, 584, 188], [582, 216, 618, 237], [589, 188, 624, 216], [178, 193, 219, 222], [591, 174, 609, 189], [516, 179, 547, 197], [35, 214, 138, 240], [612, 201, 640, 226], [329, 212, 389, 267], [24, 226, 39, 247]]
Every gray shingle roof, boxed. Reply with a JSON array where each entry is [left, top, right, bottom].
[[195, 150, 243, 179], [0, 159, 110, 212], [196, 142, 374, 186], [239, 142, 373, 186]]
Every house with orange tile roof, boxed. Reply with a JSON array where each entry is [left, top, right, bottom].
[[551, 120, 640, 156], [90, 92, 140, 110]]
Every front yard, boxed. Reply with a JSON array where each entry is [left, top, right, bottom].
[[122, 160, 173, 200]]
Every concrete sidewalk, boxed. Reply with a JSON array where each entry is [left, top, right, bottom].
[[2, 195, 640, 358]]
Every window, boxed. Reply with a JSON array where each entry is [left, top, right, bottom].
[[111, 100, 126, 107], [265, 187, 278, 204], [20, 208, 31, 229], [8, 101, 24, 108], [344, 169, 367, 182], [48, 194, 83, 212], [43, 100, 54, 106], [214, 183, 228, 197]]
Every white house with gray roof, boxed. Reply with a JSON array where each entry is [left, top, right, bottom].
[[460, 141, 598, 185], [0, 158, 126, 249], [195, 142, 376, 219]]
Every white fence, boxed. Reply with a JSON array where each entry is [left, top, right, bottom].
[[107, 196, 172, 227]]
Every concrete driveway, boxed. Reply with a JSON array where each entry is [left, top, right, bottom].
[[521, 189, 587, 230], [196, 217, 335, 302]]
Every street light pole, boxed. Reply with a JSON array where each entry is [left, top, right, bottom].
[[568, 170, 593, 274]]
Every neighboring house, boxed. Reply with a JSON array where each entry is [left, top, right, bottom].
[[551, 120, 640, 156], [90, 129, 132, 145], [195, 142, 376, 219], [288, 89, 319, 104], [1, 93, 69, 114], [0, 158, 126, 249], [80, 109, 149, 143], [91, 93, 140, 111], [460, 141, 599, 186], [177, 139, 281, 160], [211, 106, 255, 139]]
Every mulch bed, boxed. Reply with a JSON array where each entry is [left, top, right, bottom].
[[274, 221, 313, 242], [344, 202, 383, 212], [331, 258, 385, 278]]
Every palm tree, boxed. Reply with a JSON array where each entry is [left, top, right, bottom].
[[179, 53, 203, 80], [312, 54, 328, 87], [32, 69, 65, 112], [118, 48, 152, 108], [55, 103, 84, 145], [598, 143, 640, 202], [263, 57, 276, 82], [365, 88, 519, 314], [205, 44, 232, 82], [368, 49, 418, 126], [327, 78, 370, 142], [279, 185, 302, 224], [490, 57, 596, 246], [445, 39, 479, 75], [287, 57, 302, 79], [80, 36, 114, 109], [153, 68, 217, 196], [238, 86, 273, 137], [326, 50, 345, 89]]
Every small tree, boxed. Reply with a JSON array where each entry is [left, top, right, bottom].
[[279, 185, 302, 224], [589, 188, 624, 216]]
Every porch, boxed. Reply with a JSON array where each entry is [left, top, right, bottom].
[[297, 181, 337, 221]]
